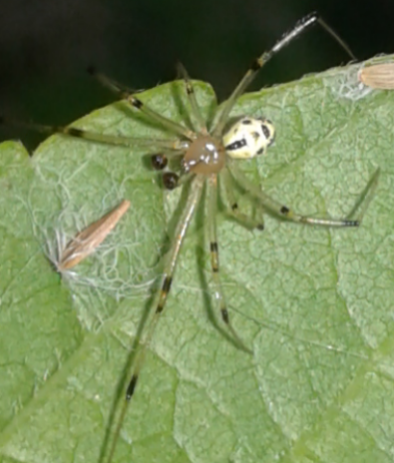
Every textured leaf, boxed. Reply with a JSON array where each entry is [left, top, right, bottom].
[[1, 58, 393, 463]]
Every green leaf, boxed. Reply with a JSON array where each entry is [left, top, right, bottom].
[[1, 59, 394, 463]]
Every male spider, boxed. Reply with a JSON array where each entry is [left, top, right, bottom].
[[3, 11, 380, 462]]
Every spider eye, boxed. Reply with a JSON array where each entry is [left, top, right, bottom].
[[223, 116, 276, 159]]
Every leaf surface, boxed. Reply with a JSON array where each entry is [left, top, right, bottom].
[[0, 59, 393, 463]]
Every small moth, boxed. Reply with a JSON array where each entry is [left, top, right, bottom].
[[358, 63, 394, 89], [56, 199, 130, 272]]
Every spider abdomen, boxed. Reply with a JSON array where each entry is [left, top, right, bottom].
[[223, 116, 275, 159]]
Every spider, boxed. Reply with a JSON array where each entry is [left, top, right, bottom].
[[2, 11, 380, 463]]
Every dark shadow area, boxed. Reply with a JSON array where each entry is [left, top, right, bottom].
[[1, 0, 393, 148]]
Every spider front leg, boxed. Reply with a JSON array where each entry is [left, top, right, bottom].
[[229, 163, 380, 227], [207, 174, 252, 354], [177, 63, 208, 134], [0, 116, 186, 152], [127, 177, 203, 397], [88, 67, 196, 140], [103, 177, 203, 463]]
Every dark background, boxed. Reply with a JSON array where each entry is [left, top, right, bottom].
[[0, 0, 393, 148]]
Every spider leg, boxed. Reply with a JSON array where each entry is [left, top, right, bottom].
[[343, 168, 381, 221], [229, 163, 380, 227], [88, 67, 196, 140], [128, 177, 204, 396], [213, 12, 355, 136], [208, 174, 252, 353], [177, 62, 208, 134], [0, 117, 184, 150], [222, 167, 265, 230], [105, 176, 204, 463]]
